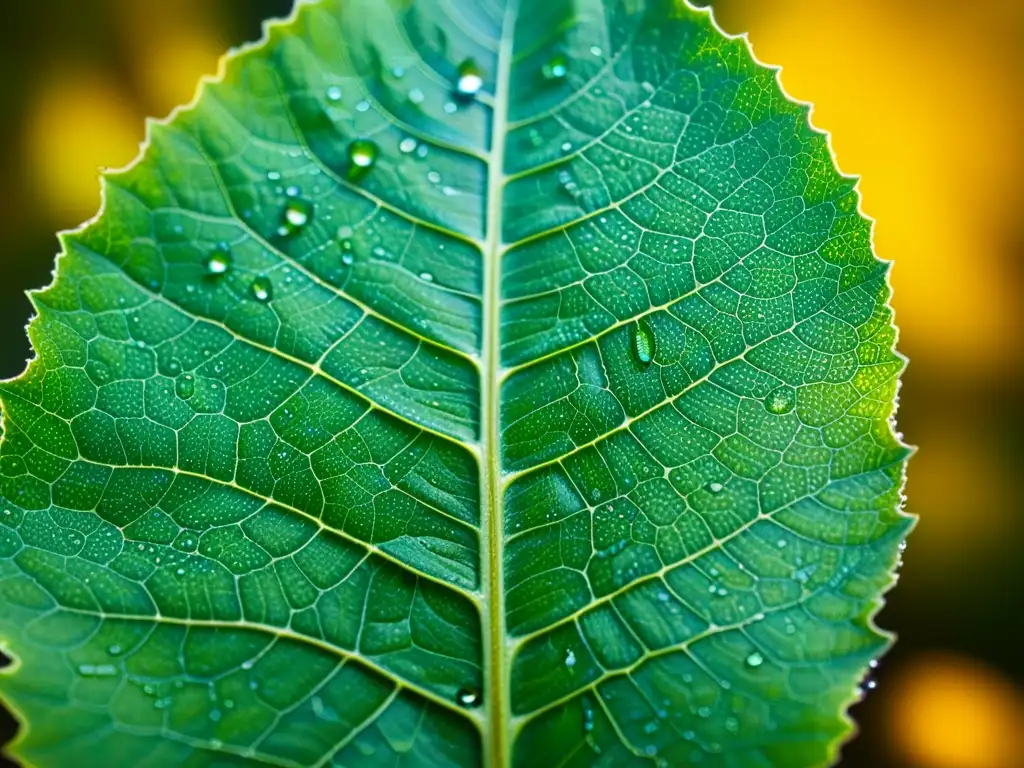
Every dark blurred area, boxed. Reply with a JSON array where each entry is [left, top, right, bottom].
[[0, 1, 1020, 766]]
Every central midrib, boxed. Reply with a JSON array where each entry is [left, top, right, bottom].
[[481, 3, 518, 768]]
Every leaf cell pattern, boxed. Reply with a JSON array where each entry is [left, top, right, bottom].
[[0, 1, 910, 767]]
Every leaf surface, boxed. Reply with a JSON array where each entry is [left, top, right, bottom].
[[0, 1, 910, 766]]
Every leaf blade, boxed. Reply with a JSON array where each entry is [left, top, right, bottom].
[[0, 1, 910, 766]]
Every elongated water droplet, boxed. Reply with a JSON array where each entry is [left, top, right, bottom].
[[456, 687, 480, 707], [543, 54, 568, 81], [765, 385, 796, 414], [408, 88, 425, 104], [347, 139, 378, 178], [277, 198, 314, 237], [745, 651, 764, 668], [176, 374, 195, 400], [455, 59, 483, 98], [78, 664, 118, 677], [250, 276, 272, 302], [565, 649, 577, 668], [205, 243, 231, 275], [632, 318, 655, 366]]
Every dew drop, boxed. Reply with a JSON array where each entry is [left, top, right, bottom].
[[590, 45, 603, 57], [277, 198, 314, 237], [205, 243, 232, 276], [175, 374, 195, 400], [707, 482, 724, 494], [347, 138, 378, 177], [565, 649, 577, 668], [326, 85, 343, 102], [543, 54, 568, 81], [408, 88, 425, 104], [419, 272, 434, 282], [632, 317, 656, 366], [107, 645, 122, 656], [454, 59, 484, 98], [443, 101, 458, 114], [78, 664, 118, 678], [456, 687, 480, 707], [765, 385, 796, 415], [399, 136, 418, 154], [250, 276, 272, 303], [745, 651, 764, 668]]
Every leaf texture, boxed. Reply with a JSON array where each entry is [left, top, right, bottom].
[[0, 0, 910, 766]]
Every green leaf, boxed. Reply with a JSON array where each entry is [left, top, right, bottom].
[[0, 1, 910, 766]]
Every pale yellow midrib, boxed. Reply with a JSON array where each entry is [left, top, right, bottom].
[[481, 3, 517, 767]]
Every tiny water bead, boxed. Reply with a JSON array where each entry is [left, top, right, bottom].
[[745, 652, 765, 668], [398, 136, 418, 154], [565, 649, 577, 668], [204, 243, 232, 275], [455, 687, 480, 707], [543, 53, 568, 81], [175, 374, 195, 400], [250, 276, 272, 303], [326, 85, 342, 102], [632, 317, 656, 366], [347, 138, 378, 177], [765, 385, 796, 415], [454, 58, 483, 98], [277, 197, 314, 237], [707, 482, 724, 494], [78, 664, 118, 678]]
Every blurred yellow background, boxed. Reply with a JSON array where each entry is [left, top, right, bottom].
[[0, 1, 1020, 766]]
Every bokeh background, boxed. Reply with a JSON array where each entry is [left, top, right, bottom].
[[0, 1, 1020, 766]]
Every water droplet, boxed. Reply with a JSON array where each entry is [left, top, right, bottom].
[[408, 88, 425, 104], [399, 136, 418, 154], [427, 170, 441, 184], [78, 664, 118, 677], [250, 276, 272, 302], [707, 482, 724, 494], [267, 170, 281, 181], [590, 45, 603, 57], [419, 272, 434, 282], [632, 317, 655, 366], [565, 649, 577, 668], [205, 243, 232, 275], [765, 385, 796, 414], [443, 101, 458, 114], [391, 65, 405, 79], [455, 59, 484, 98], [745, 651, 764, 668], [326, 86, 342, 102], [355, 100, 371, 112], [561, 141, 573, 153], [543, 54, 568, 81], [277, 198, 314, 237], [107, 645, 122, 656], [175, 374, 195, 400], [456, 687, 480, 707], [347, 139, 378, 177]]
